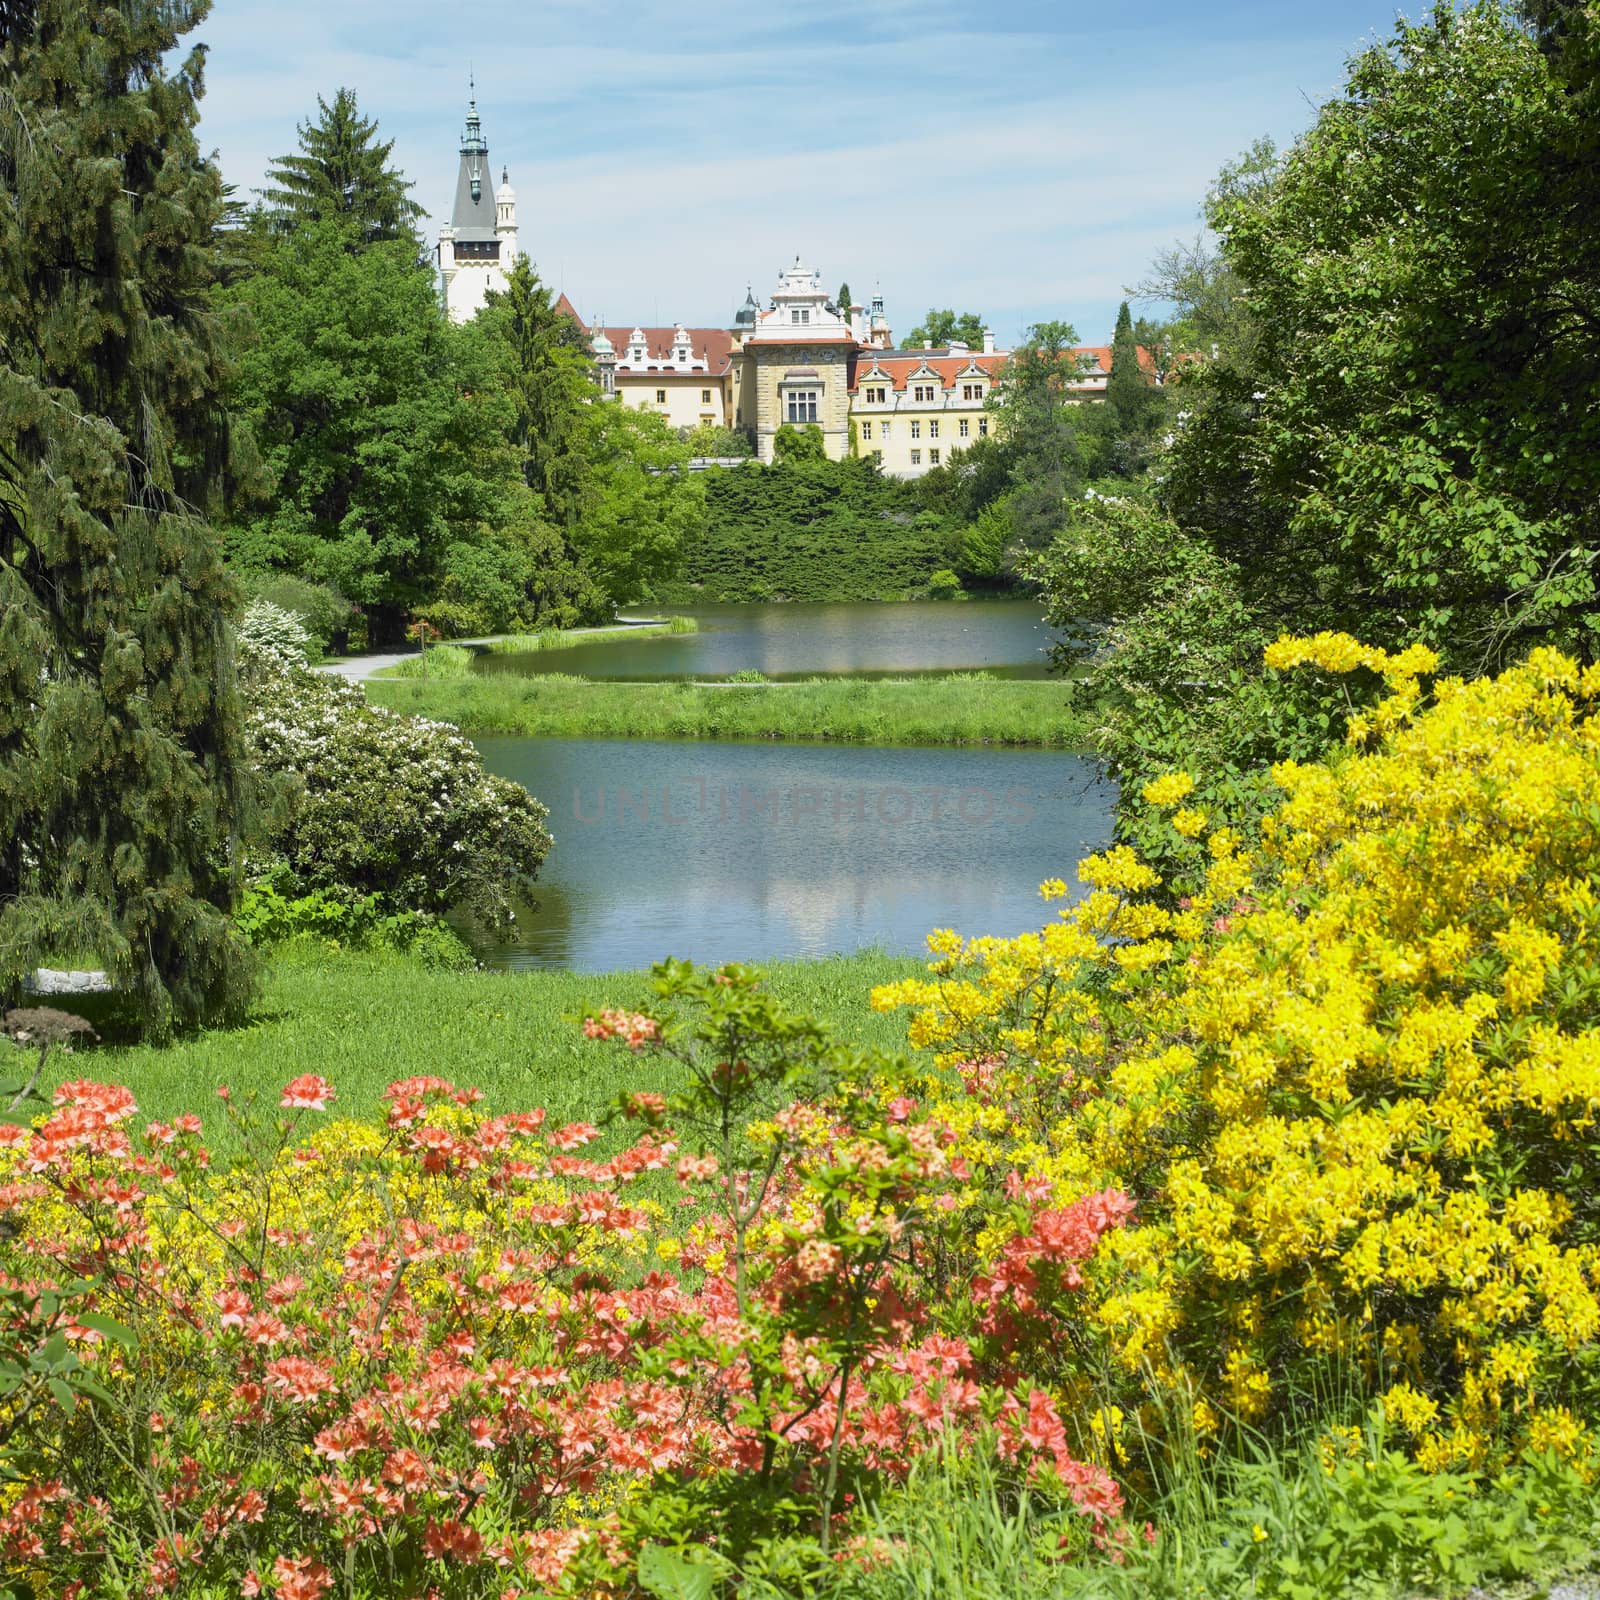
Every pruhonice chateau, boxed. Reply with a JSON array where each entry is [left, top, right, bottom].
[[437, 93, 1120, 478]]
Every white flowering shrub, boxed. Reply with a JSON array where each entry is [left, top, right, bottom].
[[236, 599, 312, 673], [241, 663, 551, 929]]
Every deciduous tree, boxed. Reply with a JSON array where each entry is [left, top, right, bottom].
[[221, 220, 510, 637], [1167, 4, 1600, 666], [904, 309, 986, 349]]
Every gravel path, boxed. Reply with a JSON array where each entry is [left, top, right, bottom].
[[1468, 1574, 1600, 1600]]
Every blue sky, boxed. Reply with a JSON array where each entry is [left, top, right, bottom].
[[193, 0, 1415, 344]]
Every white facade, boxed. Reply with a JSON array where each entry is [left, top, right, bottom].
[[437, 95, 517, 323]]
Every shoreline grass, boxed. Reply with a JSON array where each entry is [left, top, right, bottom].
[[481, 616, 697, 654], [386, 619, 698, 680], [49, 945, 922, 1161], [366, 671, 1095, 748]]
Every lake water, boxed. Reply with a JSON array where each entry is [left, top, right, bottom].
[[471, 737, 1115, 972], [473, 599, 1059, 682]]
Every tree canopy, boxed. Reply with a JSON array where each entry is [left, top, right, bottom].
[[1166, 2, 1600, 668], [904, 309, 987, 348], [259, 87, 422, 245], [1030, 0, 1600, 883], [0, 0, 255, 1034], [220, 219, 512, 637]]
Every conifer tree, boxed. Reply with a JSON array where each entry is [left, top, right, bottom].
[[485, 257, 594, 529], [260, 87, 422, 245], [1106, 299, 1151, 430], [0, 0, 255, 1034]]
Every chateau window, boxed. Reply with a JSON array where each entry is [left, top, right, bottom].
[[929, 448, 940, 466], [866, 386, 886, 404], [913, 384, 938, 403], [656, 389, 667, 404], [880, 422, 891, 439], [910, 449, 921, 466], [861, 421, 872, 440], [786, 390, 819, 423], [790, 308, 811, 325], [910, 421, 920, 439], [978, 418, 988, 436], [959, 418, 970, 438], [929, 420, 939, 439], [963, 383, 983, 400], [871, 449, 883, 464], [701, 389, 711, 404]]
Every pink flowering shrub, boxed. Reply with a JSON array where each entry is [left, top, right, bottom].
[[0, 964, 1131, 1597]]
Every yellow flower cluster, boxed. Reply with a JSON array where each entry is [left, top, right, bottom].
[[875, 642, 1600, 1468]]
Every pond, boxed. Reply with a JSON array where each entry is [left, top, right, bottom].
[[471, 737, 1115, 972], [472, 599, 1059, 682]]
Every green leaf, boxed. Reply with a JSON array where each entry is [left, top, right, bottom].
[[638, 1542, 717, 1600], [74, 1314, 138, 1351]]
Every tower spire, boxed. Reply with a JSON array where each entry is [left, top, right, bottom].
[[461, 77, 487, 203]]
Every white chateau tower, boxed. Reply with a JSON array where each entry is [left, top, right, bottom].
[[436, 88, 517, 322]]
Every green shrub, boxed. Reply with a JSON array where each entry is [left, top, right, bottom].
[[688, 459, 955, 601], [241, 660, 551, 928], [236, 598, 312, 672], [237, 572, 354, 655], [235, 876, 473, 969], [927, 568, 964, 599], [412, 599, 491, 639]]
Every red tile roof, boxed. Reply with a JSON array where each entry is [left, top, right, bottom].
[[591, 323, 738, 377], [846, 351, 1009, 393]]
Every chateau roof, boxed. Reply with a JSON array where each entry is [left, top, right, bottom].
[[585, 322, 738, 376], [845, 345, 1154, 392], [847, 350, 1010, 392]]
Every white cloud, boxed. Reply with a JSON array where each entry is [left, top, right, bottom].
[[192, 0, 1390, 339]]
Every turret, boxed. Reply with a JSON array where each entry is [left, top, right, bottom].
[[869, 286, 891, 349], [495, 166, 518, 264], [590, 323, 617, 397], [731, 285, 760, 349], [438, 81, 511, 323]]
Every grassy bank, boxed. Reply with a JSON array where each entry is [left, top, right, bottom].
[[480, 616, 697, 653], [367, 672, 1095, 748], [388, 619, 698, 679], [47, 945, 921, 1159]]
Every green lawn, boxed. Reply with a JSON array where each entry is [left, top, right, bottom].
[[43, 945, 924, 1160], [366, 672, 1094, 748]]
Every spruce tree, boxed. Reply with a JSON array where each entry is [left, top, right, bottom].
[[1106, 299, 1152, 431], [0, 0, 255, 1035], [260, 87, 422, 245], [485, 257, 595, 529]]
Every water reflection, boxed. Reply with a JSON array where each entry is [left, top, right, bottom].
[[472, 599, 1059, 682], [470, 737, 1115, 972]]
